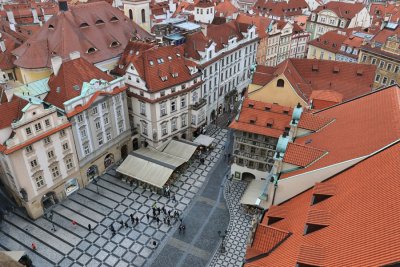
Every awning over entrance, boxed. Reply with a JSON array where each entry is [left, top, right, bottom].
[[240, 180, 269, 209], [116, 155, 174, 189], [193, 134, 215, 147], [160, 139, 198, 161]]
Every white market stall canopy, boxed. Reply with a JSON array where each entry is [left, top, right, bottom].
[[193, 135, 215, 147], [160, 139, 198, 161], [240, 180, 268, 209], [134, 147, 186, 169], [117, 155, 174, 189]]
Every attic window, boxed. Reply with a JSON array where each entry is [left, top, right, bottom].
[[176, 53, 181, 57], [356, 69, 363, 76], [304, 223, 327, 235], [167, 56, 172, 61], [266, 122, 273, 128], [87, 47, 97, 54], [265, 106, 271, 111], [73, 85, 80, 91], [172, 72, 178, 78], [110, 16, 119, 22], [157, 58, 165, 64], [333, 66, 340, 73], [311, 194, 332, 205], [161, 76, 168, 81], [80, 22, 89, 28], [312, 64, 319, 71], [149, 60, 154, 66], [56, 87, 61, 93], [248, 103, 254, 108], [48, 24, 54, 30], [283, 108, 290, 114], [95, 19, 105, 25], [249, 119, 255, 124], [110, 41, 120, 48], [267, 216, 283, 225]]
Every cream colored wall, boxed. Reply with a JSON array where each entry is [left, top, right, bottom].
[[307, 45, 336, 60], [123, 1, 151, 33], [17, 67, 52, 84], [231, 163, 268, 180], [248, 75, 308, 107], [273, 156, 366, 205]]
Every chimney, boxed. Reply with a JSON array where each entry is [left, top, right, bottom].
[[31, 8, 39, 24], [69, 51, 81, 60], [201, 24, 208, 36], [0, 40, 5, 52], [51, 56, 63, 76], [59, 0, 68, 12]]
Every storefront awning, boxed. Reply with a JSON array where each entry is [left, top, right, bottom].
[[193, 134, 215, 147], [160, 139, 198, 161], [240, 180, 269, 209], [133, 147, 186, 169], [116, 155, 174, 189]]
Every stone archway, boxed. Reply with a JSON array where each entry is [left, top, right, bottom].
[[132, 138, 139, 150], [104, 153, 115, 169], [242, 172, 256, 181], [210, 110, 216, 121], [87, 165, 98, 182], [41, 192, 57, 210], [121, 145, 128, 160]]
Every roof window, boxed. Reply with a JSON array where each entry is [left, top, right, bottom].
[[95, 19, 105, 25], [110, 16, 119, 22], [161, 76, 168, 81], [356, 69, 363, 76], [249, 119, 256, 124], [176, 53, 181, 57], [149, 60, 154, 66], [80, 22, 89, 28], [167, 56, 172, 60], [157, 58, 165, 64], [248, 103, 254, 108], [110, 41, 120, 48], [73, 85, 80, 91], [333, 66, 340, 73], [172, 72, 178, 78], [48, 24, 54, 30], [86, 47, 97, 54]]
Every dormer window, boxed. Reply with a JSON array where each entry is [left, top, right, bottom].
[[73, 85, 80, 91], [176, 53, 181, 57], [249, 119, 255, 124], [266, 122, 273, 128], [149, 60, 154, 66], [48, 24, 54, 30], [167, 56, 172, 61], [110, 41, 120, 48], [80, 22, 89, 28], [95, 19, 105, 25], [248, 103, 254, 108], [161, 76, 168, 81], [87, 47, 97, 54], [157, 58, 164, 64], [110, 16, 119, 22], [172, 72, 178, 78]]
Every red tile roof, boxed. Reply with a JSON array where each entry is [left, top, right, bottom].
[[308, 30, 348, 53], [246, 141, 400, 267], [195, 0, 214, 8], [116, 43, 200, 92], [215, 0, 238, 18], [0, 30, 21, 70], [0, 95, 28, 130], [251, 65, 275, 85], [310, 90, 343, 109], [314, 2, 366, 20], [12, 1, 152, 69], [229, 98, 293, 138], [280, 85, 400, 179], [253, 0, 308, 18], [236, 14, 272, 38], [370, 3, 400, 24], [296, 111, 334, 131], [283, 143, 327, 167], [46, 57, 113, 109], [361, 26, 400, 60]]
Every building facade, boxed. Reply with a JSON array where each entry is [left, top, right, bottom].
[[0, 94, 81, 219], [122, 0, 151, 32]]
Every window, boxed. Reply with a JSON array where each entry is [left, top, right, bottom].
[[92, 107, 98, 115], [98, 135, 103, 146], [26, 145, 33, 153], [171, 100, 176, 112], [65, 158, 74, 170], [171, 119, 177, 131], [181, 114, 187, 127], [106, 132, 112, 141], [277, 79, 285, 87], [51, 165, 60, 178], [371, 58, 377, 65], [180, 97, 186, 108], [382, 77, 388, 85], [95, 121, 101, 130], [160, 102, 167, 116], [80, 127, 87, 138], [161, 123, 168, 136], [77, 114, 84, 123], [142, 122, 148, 136], [104, 116, 109, 125], [141, 9, 146, 23], [191, 115, 196, 125], [84, 145, 90, 155], [379, 61, 385, 69], [47, 150, 55, 159], [192, 92, 198, 103], [140, 102, 146, 115], [390, 79, 395, 85], [34, 123, 42, 132], [387, 63, 392, 71], [116, 107, 122, 118], [63, 143, 69, 151], [44, 136, 51, 145], [375, 74, 381, 82], [59, 129, 66, 137], [118, 121, 124, 133], [395, 66, 399, 73], [101, 102, 107, 110], [129, 9, 133, 20], [35, 175, 45, 189], [30, 159, 38, 168], [25, 127, 32, 135], [45, 119, 51, 127]]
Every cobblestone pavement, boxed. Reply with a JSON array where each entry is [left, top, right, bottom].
[[0, 129, 228, 267], [208, 179, 253, 267]]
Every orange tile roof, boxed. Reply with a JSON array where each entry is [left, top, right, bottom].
[[215, 0, 238, 18], [47, 57, 113, 109], [280, 85, 400, 179], [283, 143, 327, 167], [246, 141, 400, 267], [229, 98, 293, 138], [12, 2, 152, 68], [297, 112, 334, 131], [310, 90, 343, 103], [0, 95, 28, 130], [236, 13, 272, 38], [251, 65, 275, 85], [308, 30, 348, 53], [0, 30, 21, 70], [314, 2, 365, 20], [253, 0, 308, 18]]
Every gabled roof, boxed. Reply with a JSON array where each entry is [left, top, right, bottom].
[[0, 95, 28, 130], [46, 57, 113, 109], [314, 2, 366, 20], [283, 143, 327, 167], [308, 30, 348, 53], [253, 0, 308, 18], [246, 141, 400, 267], [229, 98, 293, 138], [12, 1, 152, 69], [195, 0, 214, 8], [236, 13, 272, 38], [280, 85, 400, 179], [116, 43, 199, 92], [215, 0, 238, 18], [297, 111, 334, 131], [0, 30, 21, 70], [360, 26, 400, 60]]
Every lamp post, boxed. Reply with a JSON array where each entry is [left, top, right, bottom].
[[218, 230, 228, 253], [93, 176, 100, 194]]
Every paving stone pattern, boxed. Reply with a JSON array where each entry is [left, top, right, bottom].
[[209, 179, 253, 267], [0, 129, 228, 267]]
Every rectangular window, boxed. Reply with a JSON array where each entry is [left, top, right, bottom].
[[62, 143, 69, 151], [191, 115, 196, 125], [26, 145, 33, 153], [45, 119, 51, 127], [171, 119, 177, 131], [181, 115, 186, 127], [80, 127, 87, 138], [77, 114, 84, 123], [98, 135, 103, 146], [104, 116, 109, 125], [162, 123, 168, 136], [34, 123, 42, 132], [101, 102, 107, 110], [160, 102, 167, 116], [35, 175, 45, 188], [116, 107, 122, 118], [51, 166, 60, 178], [30, 159, 38, 168], [84, 145, 90, 155], [375, 74, 381, 82], [140, 102, 146, 115], [95, 121, 101, 130], [171, 100, 176, 112], [106, 132, 112, 141], [65, 158, 74, 170], [382, 77, 388, 85], [44, 136, 51, 145], [59, 129, 66, 137], [379, 61, 385, 69], [25, 127, 32, 135], [395, 66, 399, 73], [92, 107, 98, 115], [371, 58, 377, 65], [47, 150, 55, 159], [142, 123, 148, 136], [387, 63, 392, 71], [180, 97, 186, 108]]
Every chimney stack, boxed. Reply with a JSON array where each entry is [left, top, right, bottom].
[[59, 0, 68, 12], [51, 56, 63, 76]]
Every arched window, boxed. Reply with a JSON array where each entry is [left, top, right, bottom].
[[129, 9, 133, 20], [277, 79, 284, 87], [141, 9, 146, 23]]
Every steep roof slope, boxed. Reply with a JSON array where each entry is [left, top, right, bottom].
[[246, 141, 400, 266]]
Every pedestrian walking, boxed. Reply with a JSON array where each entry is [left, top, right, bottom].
[[171, 195, 176, 203], [130, 216, 135, 224], [31, 243, 37, 251], [146, 214, 150, 221], [179, 225, 182, 233], [157, 207, 161, 215], [124, 221, 128, 228], [135, 217, 139, 224], [168, 210, 172, 217], [152, 240, 157, 248], [167, 218, 171, 226], [110, 224, 115, 232], [119, 220, 124, 226], [156, 217, 160, 224], [163, 217, 166, 224], [72, 220, 77, 227], [88, 223, 92, 232], [182, 224, 186, 234]]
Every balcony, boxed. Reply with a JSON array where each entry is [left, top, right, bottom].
[[190, 98, 207, 111]]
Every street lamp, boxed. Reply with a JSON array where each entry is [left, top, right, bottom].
[[45, 211, 56, 231], [93, 176, 100, 194], [218, 230, 228, 253]]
